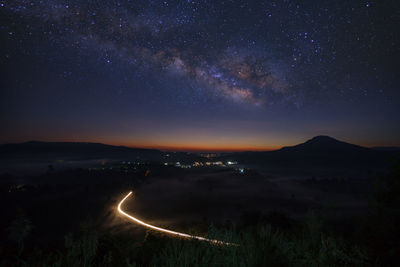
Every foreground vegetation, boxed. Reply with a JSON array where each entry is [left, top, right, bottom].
[[2, 213, 368, 267], [2, 162, 399, 266]]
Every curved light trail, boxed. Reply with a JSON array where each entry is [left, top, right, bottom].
[[118, 191, 237, 246]]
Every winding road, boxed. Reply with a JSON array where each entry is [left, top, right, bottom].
[[118, 191, 237, 246]]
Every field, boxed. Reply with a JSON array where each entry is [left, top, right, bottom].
[[2, 158, 393, 265]]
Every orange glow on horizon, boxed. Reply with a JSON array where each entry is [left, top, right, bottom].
[[119, 143, 280, 152], [3, 135, 398, 152]]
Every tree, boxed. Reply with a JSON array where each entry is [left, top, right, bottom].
[[8, 209, 33, 259]]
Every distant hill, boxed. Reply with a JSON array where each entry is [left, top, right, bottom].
[[223, 136, 398, 169], [0, 141, 162, 161], [278, 136, 369, 154]]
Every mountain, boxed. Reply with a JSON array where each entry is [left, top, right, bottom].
[[278, 136, 369, 154], [0, 141, 162, 161], [223, 136, 397, 169]]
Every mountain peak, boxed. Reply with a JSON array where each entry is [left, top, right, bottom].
[[279, 136, 368, 154], [310, 135, 337, 140], [305, 135, 340, 144]]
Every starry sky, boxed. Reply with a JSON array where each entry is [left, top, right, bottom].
[[1, 0, 399, 151]]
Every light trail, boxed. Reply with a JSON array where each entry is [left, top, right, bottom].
[[117, 191, 237, 246]]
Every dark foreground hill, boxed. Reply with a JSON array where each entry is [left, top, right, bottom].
[[0, 141, 162, 161]]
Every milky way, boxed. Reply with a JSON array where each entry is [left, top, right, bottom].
[[1, 0, 399, 149]]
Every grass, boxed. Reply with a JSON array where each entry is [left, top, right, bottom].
[[153, 217, 367, 267], [4, 162, 400, 266], [1, 211, 368, 266]]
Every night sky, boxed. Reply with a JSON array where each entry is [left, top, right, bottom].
[[1, 0, 399, 151]]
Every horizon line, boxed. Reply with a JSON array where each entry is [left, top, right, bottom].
[[1, 137, 399, 153]]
